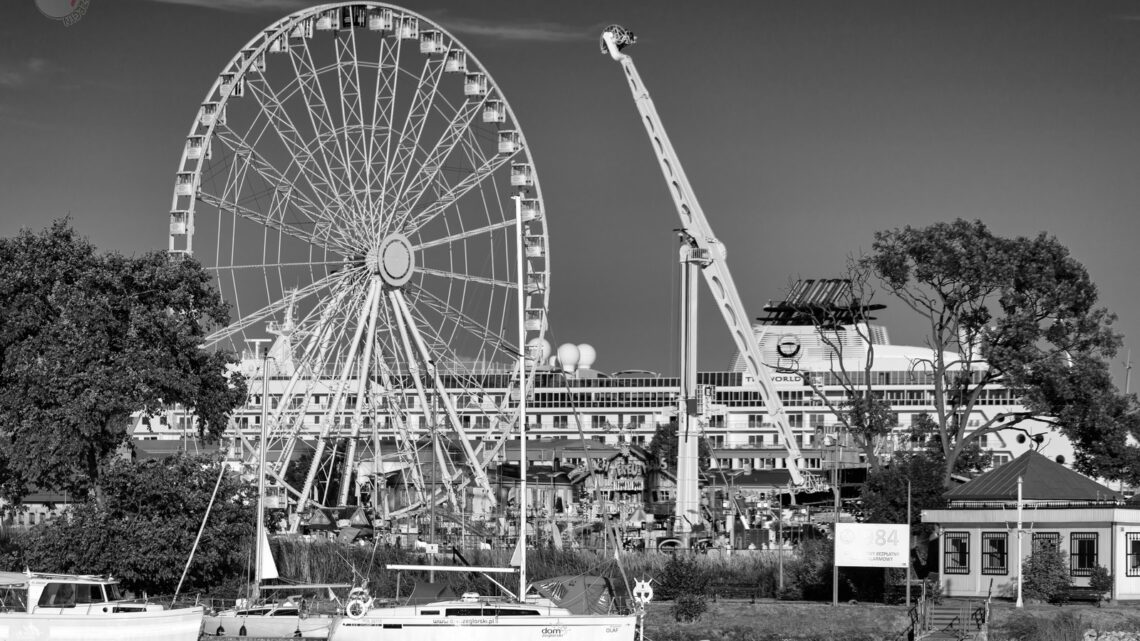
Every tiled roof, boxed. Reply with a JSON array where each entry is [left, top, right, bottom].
[[945, 450, 1120, 502]]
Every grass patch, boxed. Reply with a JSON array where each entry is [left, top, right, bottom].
[[641, 601, 910, 641]]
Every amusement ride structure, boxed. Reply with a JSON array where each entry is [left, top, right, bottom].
[[168, 3, 550, 531], [599, 26, 823, 541]]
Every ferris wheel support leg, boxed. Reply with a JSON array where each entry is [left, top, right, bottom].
[[338, 276, 383, 506], [390, 289, 497, 505], [388, 290, 456, 507], [295, 280, 379, 518]]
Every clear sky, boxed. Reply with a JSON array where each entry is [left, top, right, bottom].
[[3, 0, 1140, 387]]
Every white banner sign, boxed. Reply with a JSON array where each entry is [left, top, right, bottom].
[[834, 523, 908, 568]]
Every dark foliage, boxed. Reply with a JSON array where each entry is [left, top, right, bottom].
[[20, 454, 255, 595], [1022, 547, 1071, 603], [0, 221, 246, 504], [866, 219, 1137, 484]]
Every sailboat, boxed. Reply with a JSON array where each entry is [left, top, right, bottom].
[[329, 199, 640, 641], [201, 352, 345, 639]]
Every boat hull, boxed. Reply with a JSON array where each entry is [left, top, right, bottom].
[[333, 613, 638, 641], [0, 606, 204, 641], [201, 612, 335, 638]]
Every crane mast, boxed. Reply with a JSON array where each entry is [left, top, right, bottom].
[[600, 26, 808, 498]]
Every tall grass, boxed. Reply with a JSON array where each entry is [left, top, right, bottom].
[[267, 539, 792, 601]]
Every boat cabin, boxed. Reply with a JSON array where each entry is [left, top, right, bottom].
[[0, 571, 159, 615]]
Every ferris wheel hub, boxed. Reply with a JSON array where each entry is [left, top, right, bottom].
[[370, 234, 414, 287]]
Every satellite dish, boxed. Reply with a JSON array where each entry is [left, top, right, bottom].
[[557, 343, 580, 373], [526, 337, 552, 364], [577, 343, 596, 370]]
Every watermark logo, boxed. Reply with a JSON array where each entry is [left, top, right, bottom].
[[36, 0, 90, 27]]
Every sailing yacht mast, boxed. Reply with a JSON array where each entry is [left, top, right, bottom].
[[515, 195, 528, 601], [251, 339, 271, 601]]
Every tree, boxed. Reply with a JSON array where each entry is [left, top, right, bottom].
[[0, 221, 246, 504], [864, 219, 1139, 485], [20, 454, 256, 595], [647, 419, 711, 473], [858, 450, 947, 533], [1022, 546, 1071, 603]]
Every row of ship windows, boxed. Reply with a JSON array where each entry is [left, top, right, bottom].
[[158, 413, 1002, 437], [237, 389, 1015, 411]]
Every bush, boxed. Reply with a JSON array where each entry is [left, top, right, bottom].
[[999, 611, 1084, 641], [671, 592, 708, 623], [655, 554, 710, 601], [1022, 548, 1071, 604], [653, 554, 711, 622], [1088, 565, 1112, 602]]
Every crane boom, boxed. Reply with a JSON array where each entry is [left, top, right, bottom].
[[601, 25, 806, 486]]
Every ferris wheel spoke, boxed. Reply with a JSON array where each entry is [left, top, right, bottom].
[[213, 126, 331, 234], [201, 266, 358, 347], [379, 56, 447, 232], [334, 28, 369, 208], [244, 75, 351, 225], [197, 189, 351, 257], [410, 284, 518, 358], [415, 266, 514, 292], [392, 95, 486, 223], [401, 152, 516, 235], [366, 36, 400, 219], [286, 38, 356, 207], [412, 218, 515, 252]]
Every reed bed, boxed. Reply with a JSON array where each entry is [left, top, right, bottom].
[[267, 538, 790, 601]]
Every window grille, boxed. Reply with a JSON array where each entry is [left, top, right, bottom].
[[981, 532, 1008, 575], [1127, 533, 1140, 577], [945, 532, 969, 574], [1070, 532, 1098, 577]]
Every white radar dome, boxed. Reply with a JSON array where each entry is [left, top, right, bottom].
[[577, 343, 596, 370], [556, 343, 580, 373], [526, 338, 552, 364]]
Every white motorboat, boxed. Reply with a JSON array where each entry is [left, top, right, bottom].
[[0, 571, 203, 641], [332, 589, 637, 641]]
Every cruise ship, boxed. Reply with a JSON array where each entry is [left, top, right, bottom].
[[132, 279, 1072, 535]]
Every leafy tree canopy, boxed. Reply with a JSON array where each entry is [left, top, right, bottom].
[[864, 219, 1138, 484], [0, 221, 246, 503], [19, 454, 255, 595], [647, 419, 711, 473]]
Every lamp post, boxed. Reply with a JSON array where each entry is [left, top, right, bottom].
[[831, 429, 843, 607]]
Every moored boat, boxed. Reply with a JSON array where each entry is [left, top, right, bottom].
[[0, 571, 203, 641], [331, 589, 637, 641]]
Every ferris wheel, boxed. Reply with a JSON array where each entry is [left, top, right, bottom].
[[169, 3, 549, 521]]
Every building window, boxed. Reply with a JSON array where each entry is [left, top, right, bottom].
[[552, 415, 568, 429], [591, 415, 607, 429], [1127, 533, 1140, 577], [1032, 532, 1061, 554], [945, 532, 969, 574], [748, 414, 765, 428], [981, 532, 1008, 575], [709, 415, 725, 428], [1070, 533, 1098, 577], [787, 414, 803, 428]]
